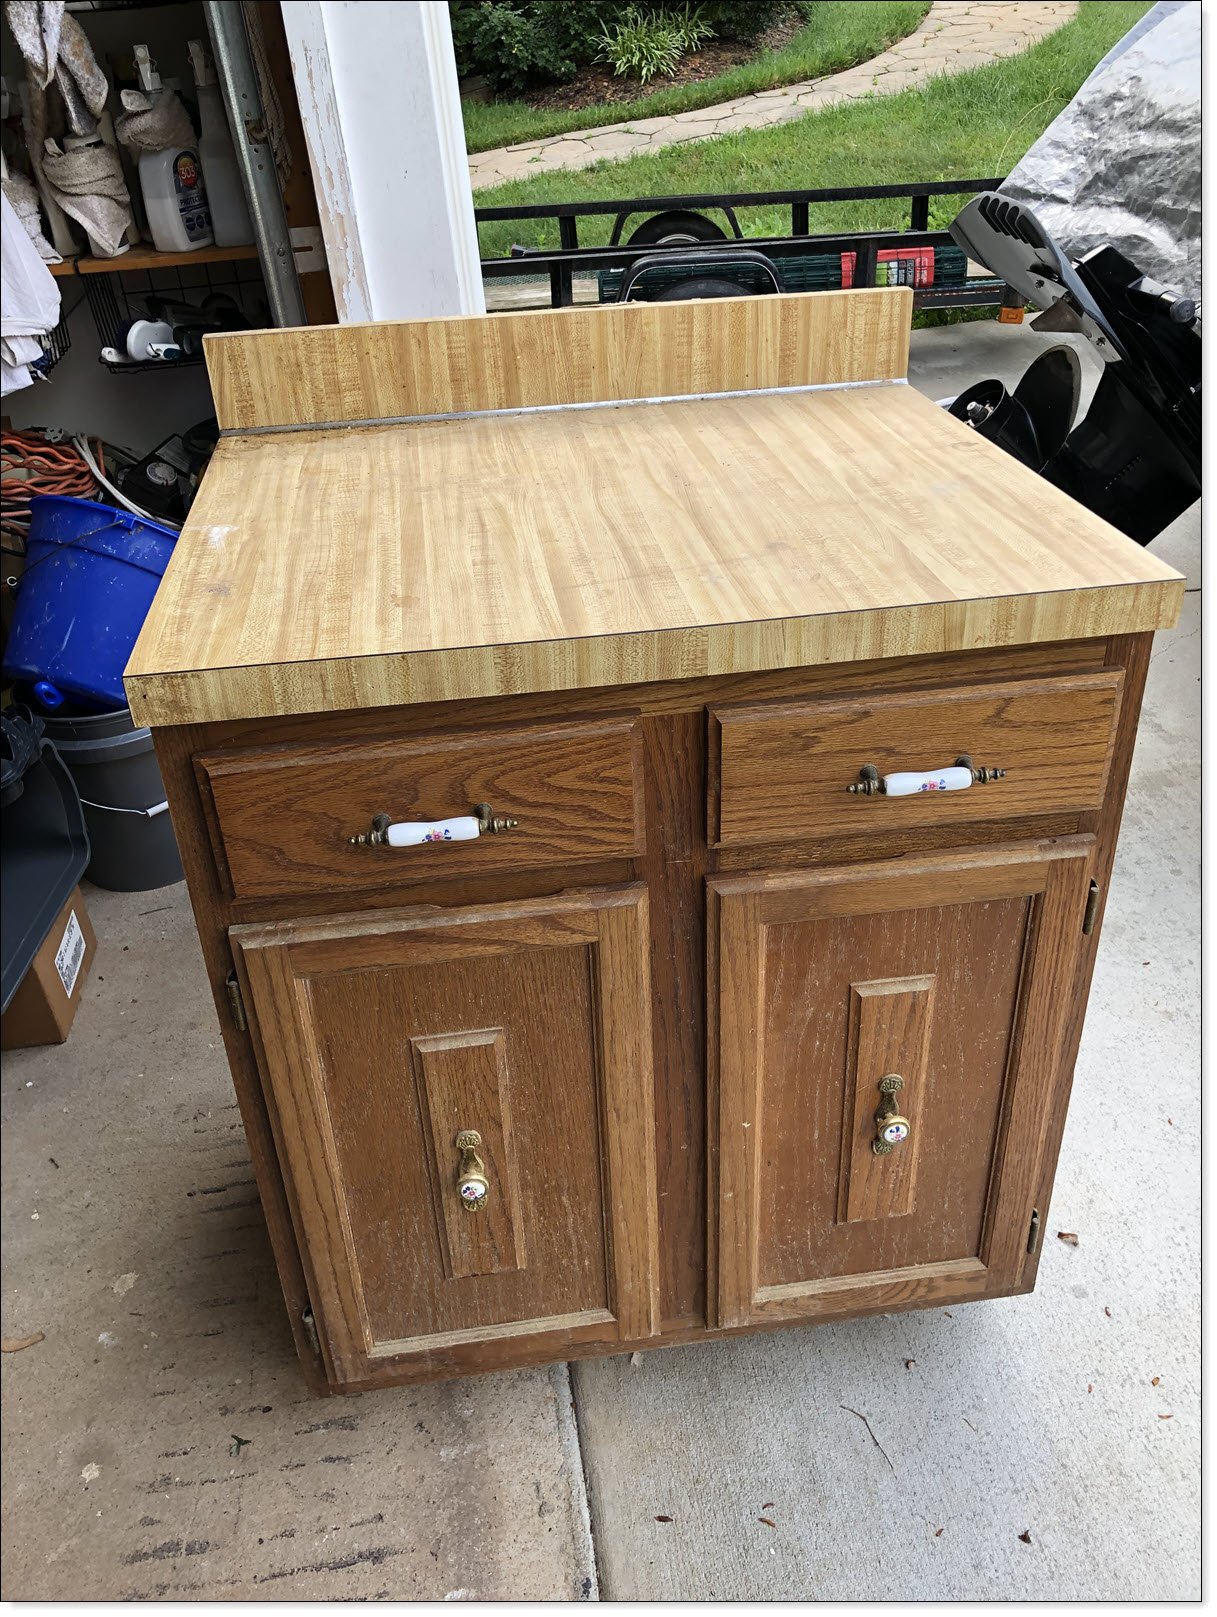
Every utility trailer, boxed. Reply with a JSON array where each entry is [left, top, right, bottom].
[[476, 177, 1026, 312]]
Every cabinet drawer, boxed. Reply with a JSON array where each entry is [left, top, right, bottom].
[[711, 671, 1123, 847], [198, 716, 645, 900]]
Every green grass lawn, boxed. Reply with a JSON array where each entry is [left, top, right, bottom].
[[462, 1, 930, 153], [473, 1, 1149, 260]]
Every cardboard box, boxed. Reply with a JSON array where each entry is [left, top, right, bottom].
[[1, 888, 97, 1049]]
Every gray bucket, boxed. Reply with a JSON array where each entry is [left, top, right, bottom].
[[40, 707, 183, 891]]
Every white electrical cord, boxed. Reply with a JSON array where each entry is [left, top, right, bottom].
[[72, 433, 179, 528]]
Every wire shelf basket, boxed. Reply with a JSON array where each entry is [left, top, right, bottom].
[[83, 254, 268, 374], [35, 313, 73, 377]]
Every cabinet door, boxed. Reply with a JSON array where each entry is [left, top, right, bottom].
[[711, 841, 1092, 1329], [232, 885, 658, 1384]]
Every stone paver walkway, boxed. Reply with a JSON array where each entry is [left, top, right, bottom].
[[469, 2, 1078, 190]]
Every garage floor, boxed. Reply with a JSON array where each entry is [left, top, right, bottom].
[[0, 326, 1199, 1601]]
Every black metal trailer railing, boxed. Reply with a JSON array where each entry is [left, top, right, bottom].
[[476, 177, 1013, 311]]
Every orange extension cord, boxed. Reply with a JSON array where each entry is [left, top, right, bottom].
[[1, 429, 104, 553]]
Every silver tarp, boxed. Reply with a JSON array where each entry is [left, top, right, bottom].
[[1000, 1, 1200, 300]]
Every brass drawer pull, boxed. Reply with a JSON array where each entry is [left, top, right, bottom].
[[455, 1129, 489, 1210], [873, 1075, 912, 1155], [349, 803, 518, 847], [847, 755, 1006, 797]]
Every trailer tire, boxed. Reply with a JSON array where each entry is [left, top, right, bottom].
[[653, 276, 754, 301], [626, 210, 728, 247]]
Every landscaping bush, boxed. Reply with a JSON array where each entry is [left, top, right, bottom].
[[450, 1, 621, 93], [596, 6, 716, 84], [448, 0, 776, 93], [693, 1, 794, 41]]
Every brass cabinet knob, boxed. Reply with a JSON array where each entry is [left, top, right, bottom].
[[873, 1074, 912, 1155], [455, 1129, 489, 1210]]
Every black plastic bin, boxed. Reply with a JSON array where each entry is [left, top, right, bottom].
[[39, 706, 183, 892], [1, 708, 91, 1010]]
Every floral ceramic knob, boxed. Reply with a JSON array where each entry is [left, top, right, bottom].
[[455, 1130, 490, 1210], [872, 1076, 911, 1156]]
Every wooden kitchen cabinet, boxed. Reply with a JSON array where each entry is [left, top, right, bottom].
[[123, 290, 1184, 1393]]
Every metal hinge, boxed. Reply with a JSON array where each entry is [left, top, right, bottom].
[[301, 1306, 320, 1357], [1027, 1208, 1041, 1256], [1082, 879, 1102, 936], [224, 971, 247, 1032]]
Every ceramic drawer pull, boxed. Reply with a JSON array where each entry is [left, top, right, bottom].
[[455, 1130, 490, 1210], [847, 754, 1006, 798], [348, 803, 519, 847]]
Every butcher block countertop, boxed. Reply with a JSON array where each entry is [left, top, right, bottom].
[[124, 290, 1184, 727]]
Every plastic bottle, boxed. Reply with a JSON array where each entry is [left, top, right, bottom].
[[187, 40, 253, 247], [124, 319, 182, 362], [131, 45, 213, 253]]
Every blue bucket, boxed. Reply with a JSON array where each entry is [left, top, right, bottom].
[[3, 496, 178, 710]]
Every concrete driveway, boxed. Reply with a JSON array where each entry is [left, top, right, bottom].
[[0, 322, 1198, 1601]]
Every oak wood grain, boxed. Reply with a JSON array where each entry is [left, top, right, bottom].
[[711, 814, 1086, 877], [197, 715, 645, 900], [412, 1028, 525, 1280], [596, 890, 661, 1340], [638, 711, 706, 1328], [712, 670, 1124, 845], [148, 727, 330, 1390], [980, 846, 1105, 1277], [711, 881, 764, 1329], [232, 936, 368, 1383], [146, 640, 1154, 1391], [203, 287, 913, 430], [840, 975, 934, 1225], [331, 1259, 1020, 1391], [1020, 633, 1153, 1289], [753, 1256, 991, 1319], [124, 386, 1182, 727], [185, 639, 1110, 760], [231, 885, 659, 1376], [369, 1308, 617, 1361], [711, 839, 1092, 1329], [711, 838, 1086, 919]]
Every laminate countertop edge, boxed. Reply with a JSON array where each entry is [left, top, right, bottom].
[[124, 577, 1185, 728]]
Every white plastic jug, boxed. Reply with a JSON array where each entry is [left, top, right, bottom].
[[188, 40, 252, 247], [130, 46, 213, 253]]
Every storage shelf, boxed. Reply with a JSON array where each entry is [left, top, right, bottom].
[[49, 243, 260, 278]]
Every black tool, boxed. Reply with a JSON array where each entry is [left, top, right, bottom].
[[948, 193, 1199, 545]]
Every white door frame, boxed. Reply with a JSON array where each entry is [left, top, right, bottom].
[[280, 0, 485, 322]]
